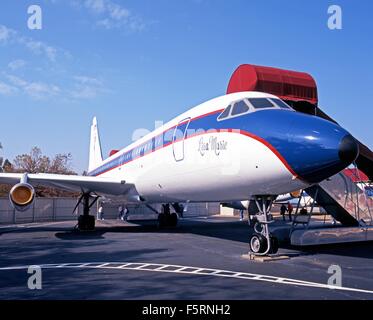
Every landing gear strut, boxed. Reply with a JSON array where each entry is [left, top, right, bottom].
[[249, 195, 279, 255], [74, 193, 99, 231], [158, 204, 178, 228]]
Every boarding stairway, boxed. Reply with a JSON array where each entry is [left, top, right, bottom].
[[290, 171, 373, 245], [305, 170, 373, 227]]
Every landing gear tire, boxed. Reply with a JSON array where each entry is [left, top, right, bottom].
[[269, 235, 279, 254], [248, 195, 280, 256], [249, 233, 279, 255], [249, 233, 267, 254], [78, 215, 95, 231], [158, 212, 178, 228]]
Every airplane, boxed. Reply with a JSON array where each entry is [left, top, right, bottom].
[[0, 91, 359, 255]]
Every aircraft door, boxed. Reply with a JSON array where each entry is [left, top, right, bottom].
[[172, 118, 191, 161]]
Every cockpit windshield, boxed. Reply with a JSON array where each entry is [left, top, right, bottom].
[[217, 105, 232, 120], [248, 98, 275, 109], [231, 100, 250, 116], [217, 97, 293, 121]]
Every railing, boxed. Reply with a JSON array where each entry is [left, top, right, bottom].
[[318, 169, 373, 226]]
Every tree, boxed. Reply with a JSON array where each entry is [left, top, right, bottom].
[[0, 147, 78, 197], [13, 147, 76, 175]]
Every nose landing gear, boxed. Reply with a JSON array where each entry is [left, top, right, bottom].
[[249, 195, 279, 255]]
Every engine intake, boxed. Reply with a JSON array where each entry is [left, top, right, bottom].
[[9, 183, 35, 211]]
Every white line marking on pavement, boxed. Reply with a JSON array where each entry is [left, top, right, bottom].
[[1, 262, 373, 295], [96, 263, 109, 268], [154, 265, 170, 271], [133, 264, 151, 270], [191, 268, 204, 273]]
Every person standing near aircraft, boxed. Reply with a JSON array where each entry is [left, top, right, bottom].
[[118, 205, 124, 220], [287, 202, 293, 221], [98, 205, 104, 220], [239, 209, 244, 221], [123, 206, 129, 221], [280, 204, 287, 221]]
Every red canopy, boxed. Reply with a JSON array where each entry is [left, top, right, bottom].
[[227, 64, 318, 106]]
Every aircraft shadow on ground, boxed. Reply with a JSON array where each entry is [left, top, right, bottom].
[[60, 219, 373, 259], [0, 244, 169, 269], [53, 219, 251, 242], [2, 218, 373, 260]]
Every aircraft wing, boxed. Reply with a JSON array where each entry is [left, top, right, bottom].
[[0, 173, 133, 196]]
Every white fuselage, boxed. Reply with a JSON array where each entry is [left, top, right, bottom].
[[89, 92, 310, 203]]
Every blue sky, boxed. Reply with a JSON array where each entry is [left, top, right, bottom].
[[0, 0, 372, 173]]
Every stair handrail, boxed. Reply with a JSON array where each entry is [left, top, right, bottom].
[[324, 170, 371, 226], [352, 163, 373, 225]]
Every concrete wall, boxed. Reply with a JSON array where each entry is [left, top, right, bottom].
[[0, 197, 221, 225], [99, 201, 220, 220], [0, 197, 80, 224]]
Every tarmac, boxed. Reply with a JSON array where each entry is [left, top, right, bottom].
[[0, 216, 373, 300]]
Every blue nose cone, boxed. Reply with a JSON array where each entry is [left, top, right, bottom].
[[243, 110, 360, 184], [282, 114, 359, 183], [228, 109, 359, 184]]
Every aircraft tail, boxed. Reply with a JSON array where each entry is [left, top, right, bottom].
[[88, 117, 103, 172]]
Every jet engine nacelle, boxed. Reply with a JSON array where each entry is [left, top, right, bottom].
[[9, 183, 35, 212]]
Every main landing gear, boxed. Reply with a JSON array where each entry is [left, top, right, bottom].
[[158, 204, 178, 228], [74, 193, 99, 231], [249, 196, 279, 255]]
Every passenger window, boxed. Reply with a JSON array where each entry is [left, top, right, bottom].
[[231, 100, 250, 116], [248, 98, 275, 109], [218, 105, 231, 120], [271, 98, 292, 109]]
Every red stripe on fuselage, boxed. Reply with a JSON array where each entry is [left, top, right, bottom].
[[93, 109, 300, 179], [239, 131, 298, 178]]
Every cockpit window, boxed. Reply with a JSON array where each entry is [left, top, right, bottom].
[[248, 98, 275, 109], [218, 97, 291, 121], [270, 98, 292, 109], [218, 105, 231, 120], [231, 100, 250, 116]]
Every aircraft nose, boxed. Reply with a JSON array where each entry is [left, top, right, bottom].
[[338, 134, 359, 164], [264, 113, 359, 183], [242, 110, 360, 184], [274, 113, 360, 184]]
